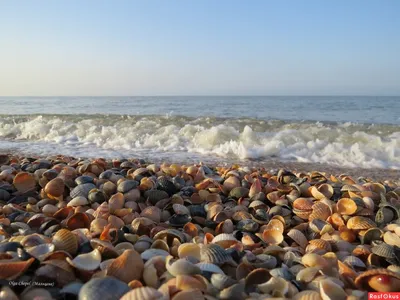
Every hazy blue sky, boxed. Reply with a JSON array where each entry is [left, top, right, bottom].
[[0, 1, 399, 96]]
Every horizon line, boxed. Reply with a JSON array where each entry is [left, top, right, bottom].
[[1, 94, 399, 97]]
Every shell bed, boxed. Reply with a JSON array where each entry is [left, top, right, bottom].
[[0, 154, 400, 300]]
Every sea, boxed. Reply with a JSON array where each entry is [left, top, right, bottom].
[[0, 96, 399, 169]]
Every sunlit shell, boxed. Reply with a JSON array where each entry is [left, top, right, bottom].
[[257, 276, 289, 297], [66, 212, 91, 230], [26, 243, 55, 260], [296, 267, 321, 283], [141, 249, 169, 261], [140, 206, 162, 223], [108, 192, 125, 212], [223, 176, 241, 192], [178, 243, 201, 260], [66, 249, 101, 271], [13, 172, 37, 193], [200, 244, 235, 266], [336, 198, 357, 215], [309, 202, 331, 221], [212, 233, 239, 249], [383, 231, 400, 247], [346, 216, 376, 230], [183, 222, 199, 238], [106, 249, 144, 283], [258, 229, 284, 245], [52, 228, 78, 255], [355, 268, 400, 292], [310, 184, 334, 200]]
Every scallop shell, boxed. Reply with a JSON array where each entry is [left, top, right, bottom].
[[120, 287, 165, 300], [67, 212, 91, 230], [336, 198, 357, 215], [384, 231, 400, 247], [106, 249, 144, 283], [258, 229, 284, 245], [26, 243, 55, 260], [310, 183, 333, 200], [211, 233, 239, 249], [197, 262, 225, 275], [371, 242, 395, 259], [211, 273, 236, 290], [52, 229, 78, 255], [67, 196, 89, 207], [178, 243, 201, 260], [319, 278, 347, 300], [78, 277, 131, 300], [199, 244, 235, 266], [67, 249, 101, 271], [144, 190, 169, 205], [346, 216, 376, 230]]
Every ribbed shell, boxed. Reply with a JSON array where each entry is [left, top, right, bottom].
[[120, 287, 164, 300], [52, 229, 78, 255], [371, 242, 395, 259], [144, 190, 169, 205], [200, 244, 233, 265], [117, 180, 138, 193], [78, 277, 130, 300]]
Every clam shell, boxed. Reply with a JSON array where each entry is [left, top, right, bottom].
[[355, 268, 400, 292], [258, 229, 284, 245], [67, 249, 101, 271], [371, 242, 395, 259], [67, 212, 91, 230], [120, 287, 165, 300], [310, 183, 333, 200], [117, 180, 138, 193], [197, 262, 225, 275], [140, 206, 161, 223], [78, 277, 131, 300], [26, 243, 55, 260], [211, 273, 236, 290], [141, 249, 170, 261], [106, 249, 144, 283], [71, 183, 96, 198], [178, 243, 201, 260], [384, 231, 400, 247], [165, 256, 201, 276], [336, 198, 357, 215], [287, 229, 308, 249], [211, 233, 239, 249], [13, 172, 36, 193], [68, 196, 89, 206], [52, 228, 79, 255], [144, 190, 169, 205], [319, 278, 347, 300]]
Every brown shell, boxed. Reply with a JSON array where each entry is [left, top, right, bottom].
[[336, 198, 358, 215], [13, 172, 36, 193], [346, 216, 376, 230], [45, 177, 65, 199], [52, 228, 79, 255], [66, 212, 91, 230], [106, 249, 144, 283], [0, 258, 35, 280]]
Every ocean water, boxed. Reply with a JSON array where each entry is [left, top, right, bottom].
[[0, 96, 399, 169]]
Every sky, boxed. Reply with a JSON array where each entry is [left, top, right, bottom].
[[0, 0, 399, 96]]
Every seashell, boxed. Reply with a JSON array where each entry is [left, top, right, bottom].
[[355, 268, 400, 292], [212, 233, 239, 249], [346, 216, 376, 230], [371, 242, 395, 259], [244, 267, 271, 293], [296, 267, 321, 283], [211, 273, 236, 290], [67, 212, 91, 230], [178, 243, 201, 260], [157, 177, 178, 196], [134, 236, 153, 253], [336, 198, 357, 215], [67, 249, 101, 271], [165, 255, 201, 276], [144, 189, 169, 205], [287, 229, 308, 249], [68, 196, 89, 206], [219, 282, 246, 300], [183, 222, 199, 238], [0, 257, 35, 280], [361, 227, 383, 244], [319, 278, 347, 300], [172, 289, 204, 300], [172, 203, 190, 215], [108, 192, 125, 212], [309, 202, 331, 221], [120, 286, 165, 300], [311, 184, 333, 200], [197, 262, 225, 275], [70, 182, 96, 198], [258, 229, 284, 245], [52, 228, 78, 255], [78, 277, 131, 300], [343, 255, 366, 269], [26, 243, 55, 260], [117, 180, 138, 193], [140, 206, 161, 223], [153, 228, 186, 244], [229, 187, 249, 199], [223, 176, 241, 192], [106, 249, 144, 283], [293, 290, 322, 300], [13, 172, 36, 193], [308, 239, 332, 252], [175, 274, 207, 292], [257, 276, 289, 297], [141, 249, 170, 261], [199, 244, 235, 266], [42, 204, 58, 216], [383, 231, 400, 247], [20, 233, 49, 248]]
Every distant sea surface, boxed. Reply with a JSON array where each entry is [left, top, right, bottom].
[[0, 96, 399, 169]]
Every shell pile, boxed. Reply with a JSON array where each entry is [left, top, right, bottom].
[[0, 154, 400, 300]]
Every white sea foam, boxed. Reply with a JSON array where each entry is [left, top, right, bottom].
[[0, 115, 399, 169]]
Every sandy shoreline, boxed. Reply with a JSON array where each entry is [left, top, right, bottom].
[[1, 150, 399, 182]]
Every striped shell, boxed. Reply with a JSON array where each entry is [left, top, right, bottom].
[[199, 244, 234, 265], [52, 229, 79, 255], [346, 216, 376, 230], [120, 287, 165, 300], [70, 183, 96, 198]]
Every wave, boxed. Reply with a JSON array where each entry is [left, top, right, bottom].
[[0, 114, 399, 169]]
